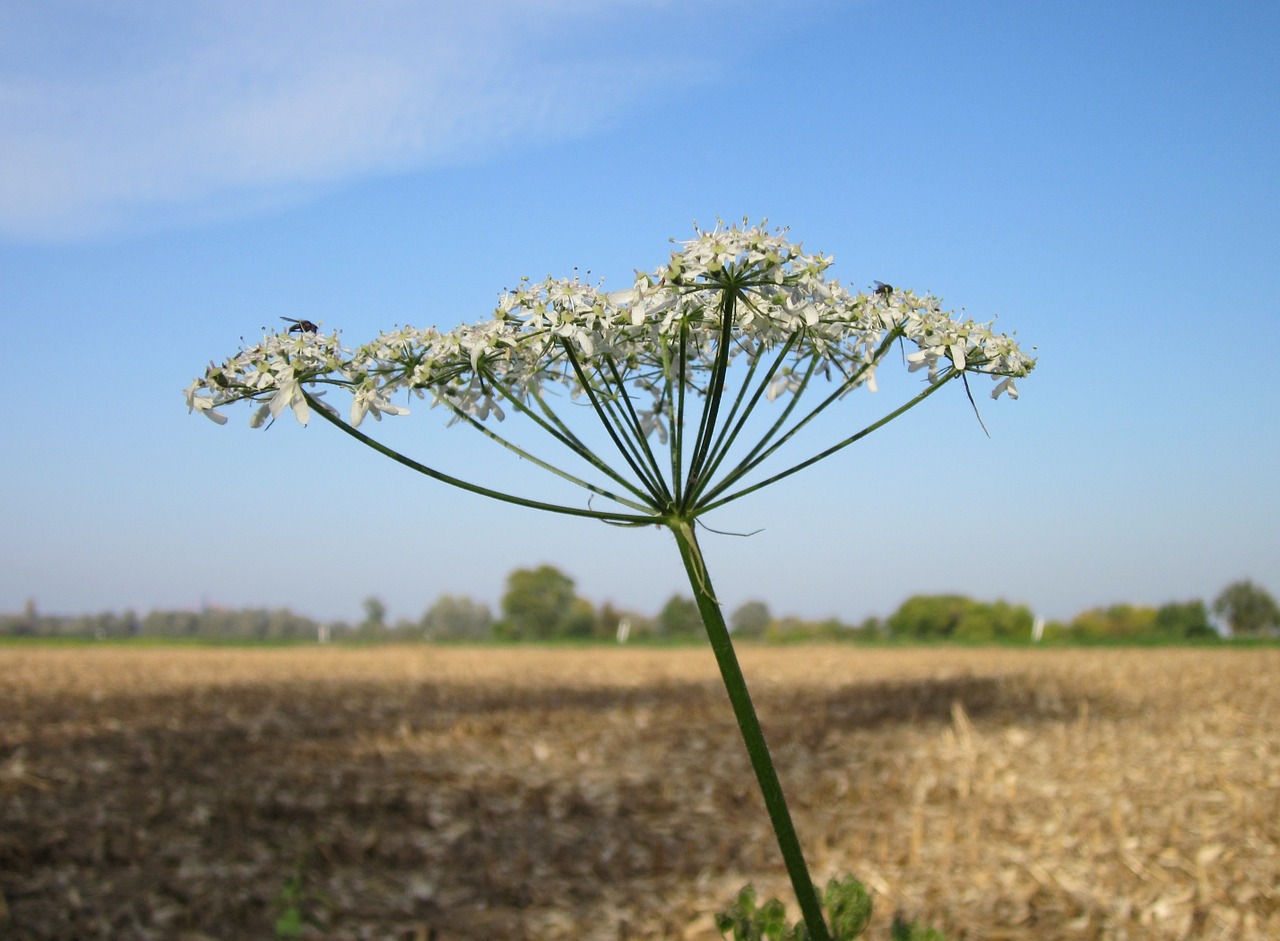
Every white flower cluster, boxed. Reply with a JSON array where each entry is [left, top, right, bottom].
[[185, 222, 1035, 429]]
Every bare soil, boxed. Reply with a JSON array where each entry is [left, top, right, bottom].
[[1, 645, 1276, 940]]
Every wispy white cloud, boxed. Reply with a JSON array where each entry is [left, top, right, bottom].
[[0, 0, 746, 240]]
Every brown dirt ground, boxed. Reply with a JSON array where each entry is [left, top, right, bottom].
[[0, 645, 1276, 940]]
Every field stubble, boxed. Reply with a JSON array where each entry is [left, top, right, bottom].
[[0, 646, 1276, 940]]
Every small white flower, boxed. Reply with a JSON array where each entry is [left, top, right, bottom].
[[991, 377, 1019, 400], [640, 412, 669, 444], [767, 370, 801, 402], [269, 376, 310, 426], [190, 395, 227, 424], [473, 395, 505, 422], [351, 387, 410, 427], [184, 380, 228, 424]]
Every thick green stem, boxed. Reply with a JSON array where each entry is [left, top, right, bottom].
[[667, 519, 832, 941]]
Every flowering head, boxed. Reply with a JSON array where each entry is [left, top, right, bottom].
[[187, 221, 1034, 522]]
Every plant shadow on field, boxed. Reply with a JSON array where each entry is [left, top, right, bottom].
[[1, 671, 1100, 940]]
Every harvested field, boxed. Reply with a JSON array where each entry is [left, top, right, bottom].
[[1, 645, 1276, 940]]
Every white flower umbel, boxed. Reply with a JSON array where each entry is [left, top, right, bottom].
[[187, 221, 1035, 941], [188, 221, 1034, 523]]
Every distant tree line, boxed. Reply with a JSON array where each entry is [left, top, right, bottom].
[[0, 597, 348, 642], [717, 579, 1278, 644], [2, 573, 1276, 644]]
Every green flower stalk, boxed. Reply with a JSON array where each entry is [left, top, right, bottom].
[[187, 221, 1034, 940]]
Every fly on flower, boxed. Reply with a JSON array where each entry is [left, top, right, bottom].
[[281, 317, 319, 334], [873, 281, 893, 299]]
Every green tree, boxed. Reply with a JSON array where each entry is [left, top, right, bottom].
[[1212, 579, 1280, 637], [361, 596, 386, 627], [1069, 604, 1157, 639], [886, 595, 1033, 641], [764, 615, 850, 642], [731, 600, 772, 639], [886, 595, 974, 639], [501, 565, 577, 639], [421, 595, 493, 640], [559, 597, 598, 639], [1153, 600, 1216, 639], [20, 598, 41, 636], [358, 596, 388, 637], [849, 615, 885, 641], [658, 594, 703, 638], [957, 599, 1034, 641], [595, 601, 624, 641]]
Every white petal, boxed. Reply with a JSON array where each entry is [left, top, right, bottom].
[[350, 398, 369, 427], [268, 379, 296, 419], [991, 377, 1019, 400], [290, 389, 311, 426]]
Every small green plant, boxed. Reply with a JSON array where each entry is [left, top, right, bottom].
[[272, 864, 327, 939], [715, 876, 873, 940], [889, 912, 946, 941], [716, 884, 793, 941], [715, 879, 944, 941]]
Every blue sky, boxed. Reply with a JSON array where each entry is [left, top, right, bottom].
[[2, 0, 1277, 626]]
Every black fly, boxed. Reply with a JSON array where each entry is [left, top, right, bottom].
[[873, 281, 893, 299], [281, 317, 319, 334]]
